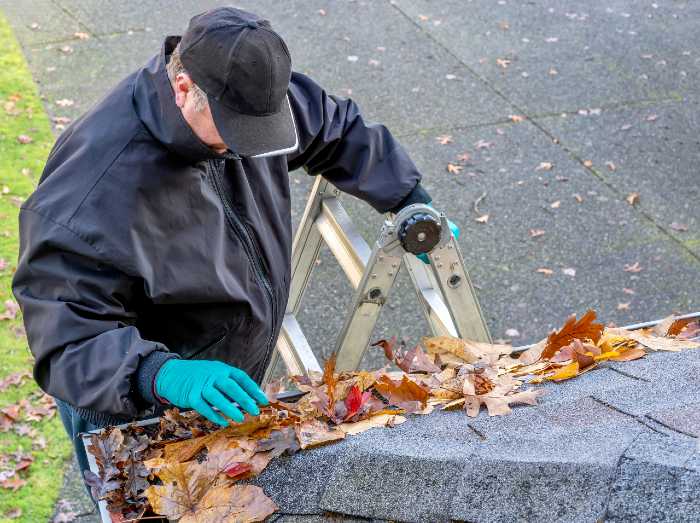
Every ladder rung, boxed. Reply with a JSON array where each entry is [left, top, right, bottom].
[[276, 314, 322, 376], [315, 198, 371, 289], [403, 254, 459, 338]]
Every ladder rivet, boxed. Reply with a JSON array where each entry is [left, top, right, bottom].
[[437, 263, 443, 268], [379, 256, 384, 261], [448, 244, 453, 249], [388, 272, 393, 276], [371, 273, 377, 278], [391, 263, 397, 268], [417, 232, 426, 242], [434, 256, 440, 261]]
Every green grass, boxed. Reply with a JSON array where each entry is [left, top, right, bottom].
[[0, 13, 72, 523]]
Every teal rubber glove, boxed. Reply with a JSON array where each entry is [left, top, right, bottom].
[[416, 204, 460, 264], [155, 359, 269, 427]]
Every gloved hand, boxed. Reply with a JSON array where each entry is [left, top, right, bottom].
[[416, 204, 460, 264], [155, 359, 269, 426]]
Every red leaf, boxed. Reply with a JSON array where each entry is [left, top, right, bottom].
[[224, 462, 252, 478], [343, 385, 365, 421]]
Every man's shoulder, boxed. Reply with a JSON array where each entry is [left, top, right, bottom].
[[25, 72, 163, 224]]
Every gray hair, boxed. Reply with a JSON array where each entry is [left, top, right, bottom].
[[166, 43, 209, 112]]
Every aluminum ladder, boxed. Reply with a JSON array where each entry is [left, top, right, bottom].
[[262, 177, 491, 382]]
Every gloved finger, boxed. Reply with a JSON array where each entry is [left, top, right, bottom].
[[192, 399, 229, 427], [217, 377, 260, 416], [203, 386, 245, 423], [228, 367, 269, 406], [448, 219, 460, 240], [416, 253, 430, 265]]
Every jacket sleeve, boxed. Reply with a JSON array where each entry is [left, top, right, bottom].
[[12, 208, 176, 421], [286, 72, 426, 213]]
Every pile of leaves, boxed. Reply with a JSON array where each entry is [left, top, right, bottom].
[[86, 311, 699, 522]]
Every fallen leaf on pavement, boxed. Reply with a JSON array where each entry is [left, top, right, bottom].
[[669, 222, 688, 232], [529, 229, 545, 238], [436, 135, 452, 145], [535, 162, 553, 171], [447, 163, 463, 174], [475, 214, 489, 224], [623, 262, 642, 273], [496, 58, 511, 68], [626, 192, 640, 206], [536, 268, 553, 276]]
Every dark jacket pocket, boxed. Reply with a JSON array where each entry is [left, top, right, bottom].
[[183, 330, 229, 360]]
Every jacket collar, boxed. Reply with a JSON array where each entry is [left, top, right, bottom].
[[133, 36, 236, 163]]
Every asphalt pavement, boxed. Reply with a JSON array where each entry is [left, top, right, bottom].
[[1, 0, 699, 520]]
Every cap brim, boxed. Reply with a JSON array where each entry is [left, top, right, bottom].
[[208, 94, 298, 158]]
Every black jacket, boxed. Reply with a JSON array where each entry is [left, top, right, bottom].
[[12, 36, 429, 425]]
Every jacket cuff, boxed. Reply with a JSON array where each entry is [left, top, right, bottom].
[[136, 351, 180, 405], [388, 182, 432, 214]]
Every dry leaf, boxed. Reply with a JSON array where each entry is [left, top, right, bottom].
[[669, 222, 688, 232], [339, 414, 406, 435], [475, 214, 489, 224], [609, 347, 646, 362], [617, 302, 630, 311], [544, 361, 580, 381], [17, 135, 32, 144], [626, 192, 639, 206], [550, 200, 561, 209], [607, 328, 700, 352], [496, 58, 511, 68], [510, 115, 525, 123], [436, 135, 452, 145], [422, 336, 478, 363], [447, 163, 463, 174], [623, 262, 642, 273], [562, 268, 576, 277], [0, 300, 20, 321], [535, 162, 553, 171], [529, 229, 545, 238], [605, 161, 617, 171], [583, 160, 593, 168], [542, 310, 603, 360], [536, 268, 553, 276], [295, 419, 345, 449], [573, 193, 583, 203]]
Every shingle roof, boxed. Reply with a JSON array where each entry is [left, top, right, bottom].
[[253, 348, 700, 522]]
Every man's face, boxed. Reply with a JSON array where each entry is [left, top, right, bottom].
[[173, 73, 228, 154]]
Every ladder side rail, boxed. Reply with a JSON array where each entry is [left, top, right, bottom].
[[334, 246, 403, 371], [263, 314, 322, 384], [427, 235, 491, 343], [402, 253, 459, 338], [287, 177, 337, 315], [316, 198, 372, 289]]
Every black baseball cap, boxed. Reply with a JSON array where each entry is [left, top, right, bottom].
[[179, 7, 297, 158]]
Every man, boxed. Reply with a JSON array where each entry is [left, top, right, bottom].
[[13, 7, 450, 479]]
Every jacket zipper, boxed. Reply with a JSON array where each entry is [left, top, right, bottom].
[[207, 161, 277, 381]]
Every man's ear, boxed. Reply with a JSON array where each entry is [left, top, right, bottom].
[[173, 73, 192, 109]]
